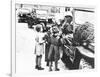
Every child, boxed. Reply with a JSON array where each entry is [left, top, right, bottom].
[[44, 30, 51, 66], [48, 26, 60, 71], [34, 25, 45, 70]]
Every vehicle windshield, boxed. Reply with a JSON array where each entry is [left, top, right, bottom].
[[74, 9, 95, 25], [18, 8, 30, 14], [36, 10, 47, 19], [36, 10, 47, 15]]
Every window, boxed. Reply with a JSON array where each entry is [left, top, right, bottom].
[[74, 9, 95, 25]]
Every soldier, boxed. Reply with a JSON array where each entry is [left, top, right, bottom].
[[62, 15, 73, 35]]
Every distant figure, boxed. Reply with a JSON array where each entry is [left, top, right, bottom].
[[34, 25, 45, 70]]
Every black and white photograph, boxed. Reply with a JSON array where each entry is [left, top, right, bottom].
[[15, 3, 95, 73], [1, 0, 100, 77], [9, 0, 97, 77]]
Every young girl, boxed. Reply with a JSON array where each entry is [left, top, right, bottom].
[[48, 25, 60, 71]]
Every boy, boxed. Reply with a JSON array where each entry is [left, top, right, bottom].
[[34, 25, 45, 70]]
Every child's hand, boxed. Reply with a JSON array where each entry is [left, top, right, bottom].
[[39, 43, 43, 45]]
